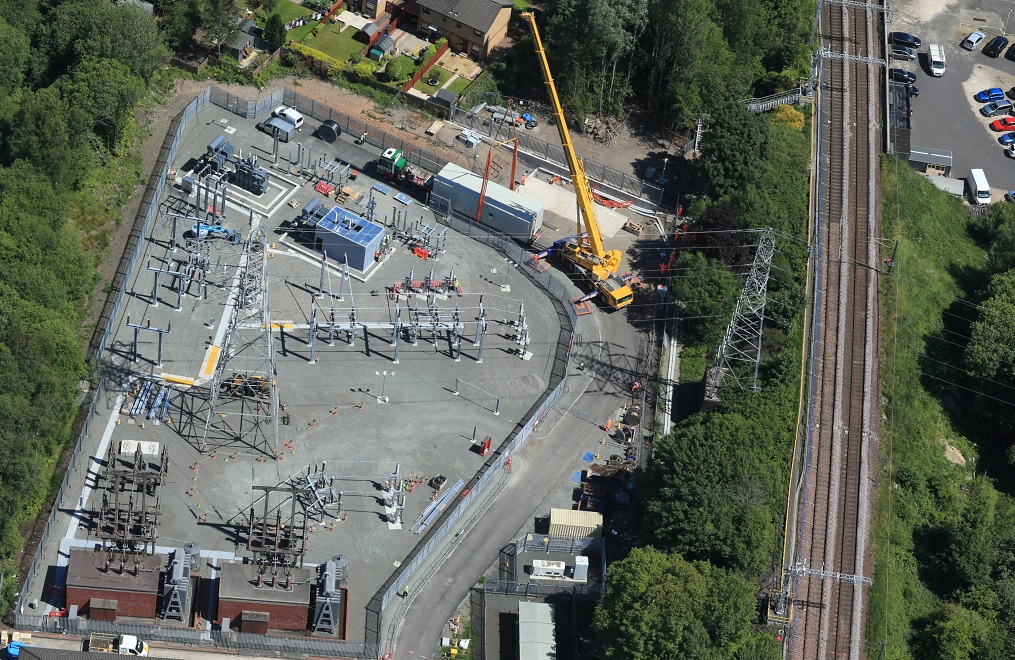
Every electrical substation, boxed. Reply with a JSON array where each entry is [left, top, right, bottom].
[[22, 91, 603, 650]]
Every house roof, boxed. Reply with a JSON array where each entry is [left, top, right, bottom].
[[416, 0, 512, 32]]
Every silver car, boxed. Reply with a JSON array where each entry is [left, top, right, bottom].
[[962, 30, 986, 50], [891, 45, 917, 61]]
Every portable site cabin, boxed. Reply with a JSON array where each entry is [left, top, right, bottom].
[[431, 162, 544, 241]]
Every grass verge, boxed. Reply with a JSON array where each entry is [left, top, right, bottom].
[[867, 155, 985, 657]]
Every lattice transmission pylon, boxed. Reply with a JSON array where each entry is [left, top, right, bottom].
[[703, 227, 776, 406], [201, 213, 280, 457]]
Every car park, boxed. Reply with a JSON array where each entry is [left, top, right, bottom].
[[981, 99, 1014, 116], [990, 117, 1015, 131], [889, 31, 922, 49], [889, 68, 917, 84], [891, 45, 917, 61], [1000, 132, 1015, 145], [962, 31, 986, 50], [976, 88, 1006, 103], [985, 35, 1010, 57]]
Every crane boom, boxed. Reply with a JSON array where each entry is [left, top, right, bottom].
[[521, 12, 623, 280]]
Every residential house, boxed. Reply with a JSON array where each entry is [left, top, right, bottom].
[[351, 0, 390, 20], [415, 0, 513, 60]]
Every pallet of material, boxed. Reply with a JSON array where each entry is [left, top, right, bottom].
[[622, 221, 644, 235]]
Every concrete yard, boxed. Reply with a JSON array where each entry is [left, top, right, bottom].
[[25, 99, 575, 645]]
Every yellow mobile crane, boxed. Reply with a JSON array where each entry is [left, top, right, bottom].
[[521, 12, 634, 310]]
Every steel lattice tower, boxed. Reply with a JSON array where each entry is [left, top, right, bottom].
[[201, 213, 280, 457], [703, 227, 776, 405]]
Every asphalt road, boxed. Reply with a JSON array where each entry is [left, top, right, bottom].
[[389, 309, 640, 659]]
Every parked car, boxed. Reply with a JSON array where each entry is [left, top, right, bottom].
[[889, 32, 922, 49], [906, 84, 919, 97], [981, 99, 1014, 116], [1005, 190, 1015, 202], [891, 45, 917, 61], [962, 31, 986, 50], [991, 116, 1015, 131], [1000, 132, 1015, 145], [271, 105, 304, 129], [986, 35, 1010, 57], [889, 68, 917, 84], [976, 87, 1006, 102]]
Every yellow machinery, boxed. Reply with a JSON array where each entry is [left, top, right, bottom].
[[521, 12, 634, 310]]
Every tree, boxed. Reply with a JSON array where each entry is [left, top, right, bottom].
[[593, 547, 777, 660], [966, 270, 1015, 383], [0, 17, 29, 101], [914, 603, 990, 660], [698, 101, 770, 196], [199, 0, 239, 49], [159, 0, 201, 50], [60, 57, 146, 152], [264, 12, 286, 47], [670, 251, 742, 344], [382, 56, 408, 83]]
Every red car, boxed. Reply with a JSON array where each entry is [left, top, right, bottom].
[[991, 117, 1015, 131]]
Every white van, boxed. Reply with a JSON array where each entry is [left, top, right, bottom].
[[272, 105, 304, 129], [969, 168, 991, 205], [929, 44, 946, 76]]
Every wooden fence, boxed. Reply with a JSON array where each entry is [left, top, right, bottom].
[[402, 41, 449, 93]]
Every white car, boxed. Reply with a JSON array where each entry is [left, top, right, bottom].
[[271, 105, 304, 129], [962, 30, 986, 50]]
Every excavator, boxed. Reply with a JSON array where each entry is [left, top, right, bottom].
[[521, 12, 634, 311]]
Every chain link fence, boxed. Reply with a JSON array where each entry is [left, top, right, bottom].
[[282, 88, 447, 175], [17, 88, 215, 624]]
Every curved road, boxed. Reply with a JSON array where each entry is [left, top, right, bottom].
[[389, 309, 641, 659]]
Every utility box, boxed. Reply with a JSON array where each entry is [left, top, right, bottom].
[[531, 560, 566, 578], [573, 556, 589, 582]]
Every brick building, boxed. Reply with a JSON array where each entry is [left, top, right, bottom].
[[415, 0, 513, 59], [217, 562, 314, 632], [65, 548, 161, 619]]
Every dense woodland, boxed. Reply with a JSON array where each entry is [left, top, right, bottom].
[[0, 0, 169, 612], [491, 0, 816, 130]]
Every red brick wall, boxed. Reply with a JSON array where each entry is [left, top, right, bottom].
[[218, 599, 310, 631], [66, 587, 157, 619]]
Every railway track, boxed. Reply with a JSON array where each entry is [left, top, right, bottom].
[[790, 2, 880, 659]]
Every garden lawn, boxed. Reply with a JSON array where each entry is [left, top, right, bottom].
[[445, 75, 472, 95], [264, 1, 315, 24], [306, 24, 366, 62], [413, 65, 453, 93]]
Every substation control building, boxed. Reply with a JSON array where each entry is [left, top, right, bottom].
[[432, 163, 544, 241], [314, 207, 387, 272]]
